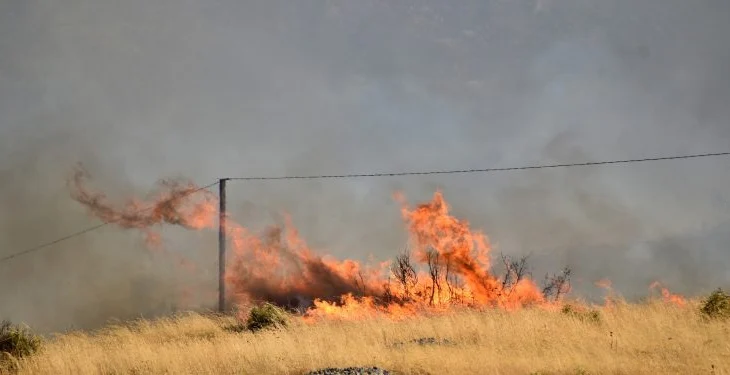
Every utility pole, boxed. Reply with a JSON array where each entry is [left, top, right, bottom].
[[218, 178, 228, 313]]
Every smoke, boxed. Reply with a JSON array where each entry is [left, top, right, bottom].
[[1, 0, 729, 331]]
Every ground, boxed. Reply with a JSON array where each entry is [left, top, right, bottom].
[[5, 300, 730, 375]]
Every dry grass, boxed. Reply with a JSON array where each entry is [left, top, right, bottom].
[[7, 300, 730, 375]]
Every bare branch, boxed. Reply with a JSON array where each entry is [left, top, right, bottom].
[[542, 266, 572, 302], [426, 249, 442, 305], [500, 253, 532, 295], [391, 247, 418, 301]]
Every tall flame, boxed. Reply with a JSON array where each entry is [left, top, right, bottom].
[[649, 281, 687, 306], [594, 278, 617, 308], [70, 166, 388, 315], [394, 191, 544, 310], [69, 167, 682, 321], [70, 167, 218, 245]]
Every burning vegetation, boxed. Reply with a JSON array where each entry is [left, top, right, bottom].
[[649, 281, 687, 307], [68, 166, 686, 321]]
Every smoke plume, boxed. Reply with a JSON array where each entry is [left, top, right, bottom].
[[1, 0, 729, 331]]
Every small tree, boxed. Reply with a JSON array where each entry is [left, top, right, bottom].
[[391, 249, 418, 301], [426, 249, 443, 305], [542, 267, 572, 302], [500, 253, 531, 293]]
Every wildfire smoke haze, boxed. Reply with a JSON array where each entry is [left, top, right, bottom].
[[2, 0, 729, 335]]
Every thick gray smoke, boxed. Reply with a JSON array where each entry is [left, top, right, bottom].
[[1, 0, 729, 332]]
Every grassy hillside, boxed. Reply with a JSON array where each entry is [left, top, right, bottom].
[[4, 299, 729, 375]]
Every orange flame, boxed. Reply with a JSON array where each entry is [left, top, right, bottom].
[[70, 169, 555, 320], [70, 166, 218, 244], [649, 281, 686, 306], [594, 279, 616, 308], [594, 279, 612, 289], [69, 166, 218, 306]]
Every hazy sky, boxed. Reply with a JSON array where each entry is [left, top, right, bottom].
[[1, 0, 729, 332]]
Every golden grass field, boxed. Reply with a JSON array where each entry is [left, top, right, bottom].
[[5, 300, 730, 375]]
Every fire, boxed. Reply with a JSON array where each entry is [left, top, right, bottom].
[[397, 191, 498, 303], [69, 167, 554, 320], [69, 166, 219, 245], [649, 281, 686, 306], [395, 191, 545, 309], [225, 221, 388, 311], [304, 294, 423, 322], [594, 278, 617, 308], [594, 279, 612, 290]]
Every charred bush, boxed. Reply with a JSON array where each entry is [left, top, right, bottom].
[[391, 249, 418, 301], [542, 267, 572, 302], [500, 253, 531, 291]]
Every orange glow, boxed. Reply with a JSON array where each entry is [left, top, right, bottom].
[[649, 281, 686, 306], [77, 167, 675, 321], [594, 279, 616, 308], [594, 279, 612, 289]]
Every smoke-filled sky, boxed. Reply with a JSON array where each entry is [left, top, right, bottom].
[[1, 0, 729, 332]]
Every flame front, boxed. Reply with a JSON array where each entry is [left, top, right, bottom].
[[649, 281, 687, 306], [70, 166, 389, 317], [69, 167, 680, 321], [594, 278, 617, 308], [393, 191, 544, 310]]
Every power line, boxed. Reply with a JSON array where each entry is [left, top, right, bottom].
[[0, 181, 219, 264], [225, 151, 730, 181], [0, 223, 109, 263], [2, 151, 729, 264]]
